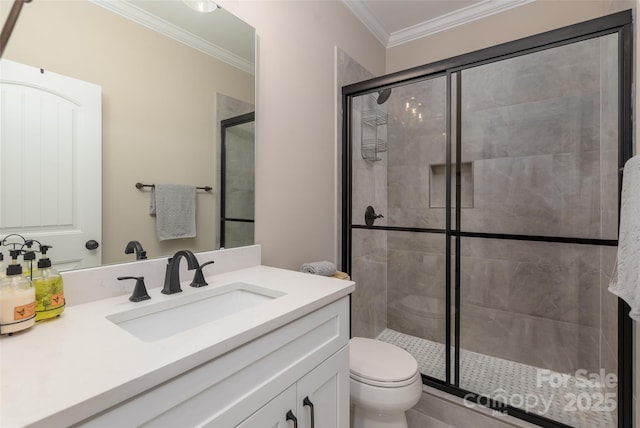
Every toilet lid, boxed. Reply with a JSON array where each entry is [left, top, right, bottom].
[[349, 337, 418, 384]]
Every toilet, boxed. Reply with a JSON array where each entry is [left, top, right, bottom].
[[349, 337, 423, 428]]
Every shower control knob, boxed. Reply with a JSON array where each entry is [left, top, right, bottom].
[[365, 206, 384, 226]]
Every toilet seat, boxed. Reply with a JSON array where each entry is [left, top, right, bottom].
[[350, 337, 419, 388]]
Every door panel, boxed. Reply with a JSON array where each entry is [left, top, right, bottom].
[[1, 59, 102, 269], [297, 346, 350, 428]]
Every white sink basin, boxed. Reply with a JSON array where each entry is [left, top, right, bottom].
[[107, 282, 285, 342]]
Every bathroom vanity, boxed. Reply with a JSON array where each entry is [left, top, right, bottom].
[[0, 246, 354, 427]]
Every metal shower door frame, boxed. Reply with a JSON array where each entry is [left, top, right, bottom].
[[220, 111, 255, 248], [342, 10, 633, 428]]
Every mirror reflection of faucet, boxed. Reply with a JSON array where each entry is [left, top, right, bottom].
[[124, 240, 147, 260], [162, 250, 200, 295]]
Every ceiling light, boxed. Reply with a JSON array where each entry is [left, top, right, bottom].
[[182, 0, 219, 13]]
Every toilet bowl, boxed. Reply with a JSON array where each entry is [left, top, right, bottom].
[[350, 337, 423, 428]]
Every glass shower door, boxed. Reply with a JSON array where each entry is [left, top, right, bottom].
[[350, 76, 451, 382], [457, 34, 620, 427]]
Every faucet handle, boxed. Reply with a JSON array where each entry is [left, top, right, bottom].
[[118, 276, 151, 302], [190, 260, 215, 288]]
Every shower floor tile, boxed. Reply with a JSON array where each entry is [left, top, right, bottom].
[[377, 328, 615, 428]]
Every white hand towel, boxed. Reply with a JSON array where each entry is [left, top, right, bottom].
[[609, 155, 640, 320], [150, 184, 197, 241], [300, 261, 337, 276]]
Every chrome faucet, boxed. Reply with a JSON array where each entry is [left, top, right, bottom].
[[161, 250, 199, 295]]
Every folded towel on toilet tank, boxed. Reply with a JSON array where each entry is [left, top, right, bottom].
[[300, 261, 337, 276]]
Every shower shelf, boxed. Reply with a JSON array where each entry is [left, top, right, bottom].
[[362, 139, 387, 152], [361, 102, 388, 162], [362, 109, 388, 126], [361, 140, 385, 161]]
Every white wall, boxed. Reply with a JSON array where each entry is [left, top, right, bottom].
[[219, 0, 386, 270]]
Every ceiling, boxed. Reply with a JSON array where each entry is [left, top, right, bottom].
[[342, 0, 535, 48]]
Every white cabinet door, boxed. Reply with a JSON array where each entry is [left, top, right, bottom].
[[236, 345, 350, 428], [236, 385, 297, 428], [297, 346, 350, 428], [0, 59, 102, 270]]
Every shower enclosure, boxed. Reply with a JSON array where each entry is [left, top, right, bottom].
[[220, 112, 255, 249], [342, 11, 632, 428]]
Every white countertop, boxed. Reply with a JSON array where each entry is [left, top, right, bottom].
[[0, 265, 354, 428]]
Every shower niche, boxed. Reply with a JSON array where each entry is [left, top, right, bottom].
[[429, 162, 473, 208], [343, 10, 632, 428]]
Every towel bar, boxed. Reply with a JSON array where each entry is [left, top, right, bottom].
[[135, 182, 212, 192]]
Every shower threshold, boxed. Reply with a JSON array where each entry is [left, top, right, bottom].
[[377, 329, 615, 428]]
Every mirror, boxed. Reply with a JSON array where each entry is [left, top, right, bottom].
[[0, 0, 255, 269]]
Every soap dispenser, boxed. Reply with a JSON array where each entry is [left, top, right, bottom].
[[0, 249, 36, 335], [22, 247, 36, 279], [32, 245, 65, 321], [0, 252, 6, 280]]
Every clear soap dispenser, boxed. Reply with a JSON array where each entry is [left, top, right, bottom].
[[0, 249, 36, 335], [32, 245, 65, 321], [22, 247, 36, 279]]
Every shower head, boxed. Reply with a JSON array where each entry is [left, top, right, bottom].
[[377, 88, 392, 105]]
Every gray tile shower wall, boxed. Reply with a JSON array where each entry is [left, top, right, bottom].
[[352, 229, 388, 338], [387, 232, 446, 344], [458, 36, 617, 240], [387, 77, 447, 229]]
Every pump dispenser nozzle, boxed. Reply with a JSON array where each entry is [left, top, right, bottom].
[[7, 249, 23, 276], [37, 245, 53, 269]]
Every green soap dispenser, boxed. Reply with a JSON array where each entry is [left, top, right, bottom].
[[0, 249, 35, 335], [32, 245, 65, 321]]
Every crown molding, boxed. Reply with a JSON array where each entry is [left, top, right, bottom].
[[387, 0, 536, 47], [89, 0, 254, 75], [343, 0, 535, 49]]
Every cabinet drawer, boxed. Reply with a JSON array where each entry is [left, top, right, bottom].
[[76, 297, 349, 427]]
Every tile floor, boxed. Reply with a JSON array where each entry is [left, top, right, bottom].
[[377, 328, 616, 428]]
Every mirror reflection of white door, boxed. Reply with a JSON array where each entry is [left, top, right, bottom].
[[0, 60, 102, 270]]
